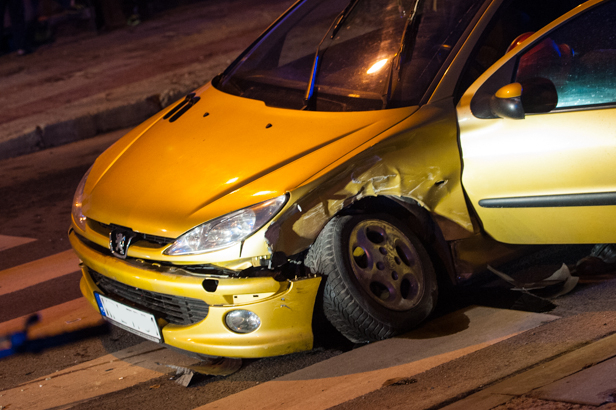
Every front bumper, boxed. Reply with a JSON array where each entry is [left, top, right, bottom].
[[69, 229, 320, 358]]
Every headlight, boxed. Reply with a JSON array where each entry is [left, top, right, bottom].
[[72, 166, 92, 231], [164, 195, 287, 256]]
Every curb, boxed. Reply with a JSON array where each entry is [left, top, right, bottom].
[[0, 91, 185, 161], [0, 54, 235, 161]]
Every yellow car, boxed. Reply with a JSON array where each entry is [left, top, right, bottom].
[[69, 0, 616, 358]]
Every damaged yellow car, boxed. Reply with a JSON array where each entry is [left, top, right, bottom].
[[69, 0, 616, 357]]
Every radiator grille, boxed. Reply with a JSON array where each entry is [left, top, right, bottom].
[[89, 270, 209, 326]]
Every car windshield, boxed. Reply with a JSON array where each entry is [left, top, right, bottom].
[[215, 0, 483, 111]]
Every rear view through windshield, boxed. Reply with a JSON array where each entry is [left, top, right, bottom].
[[216, 0, 483, 111]]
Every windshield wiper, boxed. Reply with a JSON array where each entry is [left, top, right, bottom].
[[303, 0, 361, 110], [331, 0, 360, 39], [382, 0, 423, 109]]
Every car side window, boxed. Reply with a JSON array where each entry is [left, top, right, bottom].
[[515, 1, 616, 110], [455, 0, 584, 101]]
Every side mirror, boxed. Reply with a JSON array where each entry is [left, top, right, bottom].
[[490, 83, 525, 119], [519, 77, 558, 114], [489, 78, 558, 120]]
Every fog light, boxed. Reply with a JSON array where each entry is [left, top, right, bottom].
[[225, 310, 261, 333]]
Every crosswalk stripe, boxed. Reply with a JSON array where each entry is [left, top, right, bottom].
[[0, 234, 37, 252], [0, 250, 80, 296], [197, 307, 559, 410], [0, 249, 562, 410], [0, 297, 102, 338], [200, 341, 502, 410], [0, 249, 198, 410], [0, 341, 200, 410]]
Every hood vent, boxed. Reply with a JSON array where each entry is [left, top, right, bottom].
[[163, 92, 201, 122]]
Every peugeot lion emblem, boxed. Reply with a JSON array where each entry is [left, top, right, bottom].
[[109, 227, 137, 259]]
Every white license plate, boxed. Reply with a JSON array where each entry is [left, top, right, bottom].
[[94, 293, 162, 343]]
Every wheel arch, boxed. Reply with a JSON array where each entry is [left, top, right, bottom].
[[329, 195, 457, 287]]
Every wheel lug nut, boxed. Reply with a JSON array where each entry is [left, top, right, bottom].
[[394, 256, 401, 265], [392, 271, 399, 280], [379, 247, 387, 255], [377, 261, 385, 270]]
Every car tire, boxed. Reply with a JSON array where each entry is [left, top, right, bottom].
[[306, 214, 438, 343]]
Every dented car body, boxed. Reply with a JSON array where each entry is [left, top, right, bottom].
[[69, 0, 616, 357]]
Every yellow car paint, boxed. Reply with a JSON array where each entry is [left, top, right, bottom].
[[82, 84, 415, 240]]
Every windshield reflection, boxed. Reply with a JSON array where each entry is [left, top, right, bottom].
[[216, 0, 482, 112]]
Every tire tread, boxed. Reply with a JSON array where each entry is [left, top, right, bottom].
[[307, 214, 436, 343], [307, 216, 399, 342]]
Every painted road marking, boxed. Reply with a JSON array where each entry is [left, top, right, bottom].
[[0, 234, 36, 252], [0, 251, 197, 410], [0, 250, 80, 296], [0, 250, 561, 410], [198, 307, 558, 410], [0, 341, 200, 410], [441, 329, 616, 410], [0, 297, 102, 337]]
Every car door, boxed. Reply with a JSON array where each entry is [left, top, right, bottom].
[[456, 0, 616, 245]]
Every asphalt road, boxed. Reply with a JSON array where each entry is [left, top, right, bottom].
[[2, 131, 616, 410]]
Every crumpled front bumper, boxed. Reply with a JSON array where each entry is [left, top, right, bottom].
[[69, 229, 320, 358]]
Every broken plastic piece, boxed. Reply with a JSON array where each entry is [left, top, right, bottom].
[[175, 368, 194, 387], [488, 263, 578, 299], [157, 356, 243, 387], [186, 357, 242, 376]]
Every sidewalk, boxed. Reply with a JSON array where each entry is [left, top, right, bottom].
[[0, 0, 293, 160]]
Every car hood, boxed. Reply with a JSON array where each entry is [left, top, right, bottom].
[[83, 84, 415, 238]]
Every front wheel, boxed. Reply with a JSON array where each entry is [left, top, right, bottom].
[[306, 214, 438, 343]]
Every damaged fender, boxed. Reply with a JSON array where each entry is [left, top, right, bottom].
[[265, 100, 476, 260]]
